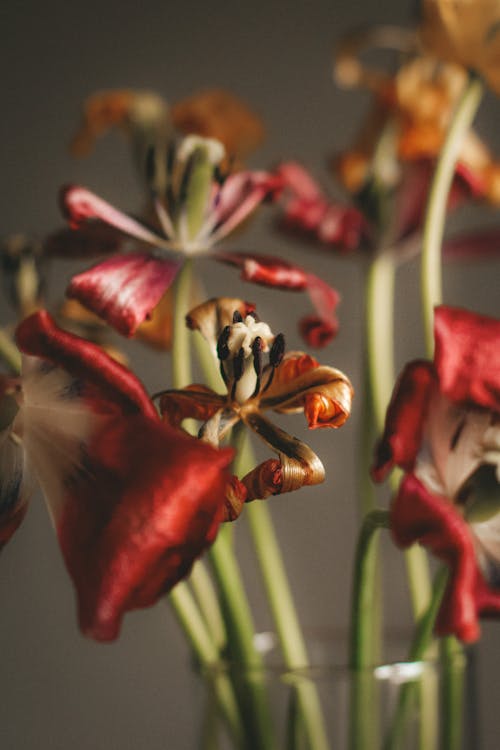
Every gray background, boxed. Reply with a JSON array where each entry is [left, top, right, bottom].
[[0, 0, 499, 747]]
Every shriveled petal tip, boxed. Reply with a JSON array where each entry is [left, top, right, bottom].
[[57, 417, 233, 641], [16, 310, 157, 419], [215, 252, 308, 290], [434, 306, 500, 413], [372, 360, 437, 482], [299, 316, 338, 348], [391, 474, 481, 642], [186, 297, 256, 351], [159, 385, 225, 428], [67, 253, 180, 337]]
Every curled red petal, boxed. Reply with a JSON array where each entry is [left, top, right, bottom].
[[57, 416, 233, 641], [434, 305, 500, 413], [15, 310, 156, 419], [277, 161, 324, 201], [211, 171, 283, 241], [215, 251, 308, 290], [67, 253, 181, 337], [372, 360, 437, 482], [391, 474, 484, 642]]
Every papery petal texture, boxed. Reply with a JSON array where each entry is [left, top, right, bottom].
[[434, 305, 500, 413], [67, 253, 180, 337]]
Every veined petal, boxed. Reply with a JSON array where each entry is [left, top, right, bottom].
[[372, 360, 437, 482], [391, 473, 483, 642], [261, 352, 353, 428], [210, 172, 282, 243], [61, 185, 167, 248], [159, 385, 226, 428], [186, 297, 255, 354], [16, 311, 157, 418], [56, 416, 233, 641], [214, 251, 308, 289], [67, 253, 181, 337], [243, 410, 325, 493], [434, 306, 500, 413]]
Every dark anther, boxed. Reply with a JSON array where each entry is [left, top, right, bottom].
[[450, 415, 466, 451], [217, 325, 231, 361], [269, 333, 285, 367], [247, 310, 258, 321], [252, 337, 263, 376], [232, 310, 243, 324], [214, 165, 227, 186]]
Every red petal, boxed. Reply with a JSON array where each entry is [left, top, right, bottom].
[[215, 251, 308, 289], [211, 171, 282, 241], [277, 161, 324, 201], [57, 417, 233, 641], [391, 474, 486, 642], [60, 185, 165, 246], [67, 253, 181, 337], [16, 310, 157, 419], [300, 273, 340, 348], [372, 360, 437, 481], [434, 306, 500, 413]]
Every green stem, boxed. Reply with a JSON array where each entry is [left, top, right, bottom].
[[190, 560, 227, 652], [383, 568, 449, 750], [169, 583, 244, 747], [172, 259, 194, 388], [0, 328, 21, 373], [420, 72, 483, 355]]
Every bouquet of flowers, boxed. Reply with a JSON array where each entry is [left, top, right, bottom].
[[2, 1, 500, 748]]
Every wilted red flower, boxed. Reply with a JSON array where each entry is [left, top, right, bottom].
[[59, 134, 339, 347], [0, 310, 232, 641], [372, 305, 500, 642], [159, 298, 353, 517]]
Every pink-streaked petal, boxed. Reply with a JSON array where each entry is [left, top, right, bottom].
[[44, 222, 124, 259], [277, 161, 324, 202], [300, 273, 340, 348], [215, 251, 308, 289], [443, 227, 500, 260], [210, 171, 281, 242], [16, 311, 157, 419], [67, 253, 181, 337], [372, 360, 437, 482], [57, 416, 233, 641], [434, 306, 500, 414], [391, 473, 485, 643], [60, 185, 166, 248]]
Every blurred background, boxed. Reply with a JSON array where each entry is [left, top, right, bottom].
[[1, 0, 499, 747]]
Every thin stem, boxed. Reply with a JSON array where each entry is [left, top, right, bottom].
[[172, 259, 194, 389], [421, 72, 483, 355], [169, 583, 244, 747], [190, 560, 227, 652], [0, 328, 21, 373]]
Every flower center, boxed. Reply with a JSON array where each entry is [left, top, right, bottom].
[[216, 311, 283, 405]]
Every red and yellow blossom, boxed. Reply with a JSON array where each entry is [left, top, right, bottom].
[[372, 305, 500, 643], [159, 298, 353, 517], [0, 310, 233, 641]]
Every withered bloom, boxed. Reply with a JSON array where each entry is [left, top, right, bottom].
[[159, 298, 353, 518]]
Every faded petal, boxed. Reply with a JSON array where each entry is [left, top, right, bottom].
[[434, 306, 500, 413], [67, 253, 181, 337]]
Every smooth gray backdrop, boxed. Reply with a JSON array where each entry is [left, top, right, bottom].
[[1, 1, 499, 748]]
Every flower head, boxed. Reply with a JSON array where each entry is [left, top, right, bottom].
[[372, 305, 500, 642], [159, 298, 353, 517], [0, 310, 232, 641]]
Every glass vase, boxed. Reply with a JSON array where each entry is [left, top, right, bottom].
[[194, 632, 474, 750]]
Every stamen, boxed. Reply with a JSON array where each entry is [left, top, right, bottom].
[[269, 333, 285, 367], [230, 347, 245, 401], [232, 310, 243, 324], [252, 336, 263, 397], [247, 310, 259, 321], [217, 325, 231, 361]]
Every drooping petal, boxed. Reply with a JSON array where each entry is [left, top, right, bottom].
[[159, 385, 226, 428], [16, 310, 157, 418], [391, 473, 487, 642], [186, 297, 256, 354], [209, 172, 282, 243], [372, 360, 437, 482], [57, 416, 233, 641], [434, 306, 500, 414], [443, 226, 500, 260], [243, 410, 325, 493], [66, 253, 181, 337], [300, 273, 340, 348], [60, 185, 167, 248], [261, 352, 353, 428]]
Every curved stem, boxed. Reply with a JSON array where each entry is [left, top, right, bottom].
[[421, 72, 483, 355]]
